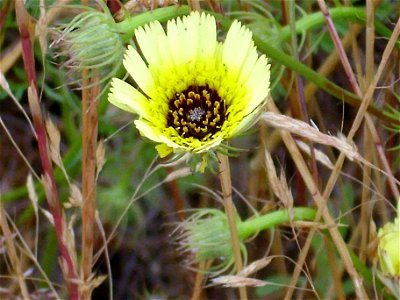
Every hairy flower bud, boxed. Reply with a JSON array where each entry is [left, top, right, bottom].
[[52, 4, 124, 85], [174, 209, 246, 275]]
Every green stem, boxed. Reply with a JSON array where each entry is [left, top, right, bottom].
[[237, 207, 316, 240], [347, 247, 384, 292], [113, 5, 190, 42], [281, 7, 364, 38]]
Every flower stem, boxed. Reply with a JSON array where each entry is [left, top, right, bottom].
[[81, 72, 100, 298], [237, 207, 316, 240], [277, 6, 390, 44], [217, 153, 247, 299], [114, 5, 190, 42]]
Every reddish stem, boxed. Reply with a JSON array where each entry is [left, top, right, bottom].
[[15, 2, 79, 299], [106, 0, 121, 15]]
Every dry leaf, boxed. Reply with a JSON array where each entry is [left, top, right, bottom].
[[27, 173, 38, 215], [296, 140, 334, 169], [262, 112, 360, 161], [46, 117, 71, 184], [238, 257, 273, 277], [0, 71, 36, 137], [95, 139, 106, 178], [45, 118, 60, 164], [40, 207, 54, 226], [59, 214, 78, 271], [65, 183, 83, 209], [164, 167, 192, 183], [211, 275, 267, 288], [265, 150, 293, 208]]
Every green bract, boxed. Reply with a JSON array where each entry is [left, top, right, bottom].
[[54, 4, 124, 85]]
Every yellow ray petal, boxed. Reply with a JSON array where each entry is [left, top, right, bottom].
[[134, 119, 162, 143], [123, 45, 156, 98], [135, 21, 167, 66], [245, 55, 270, 114], [197, 13, 217, 60], [222, 20, 254, 79], [108, 78, 150, 117]]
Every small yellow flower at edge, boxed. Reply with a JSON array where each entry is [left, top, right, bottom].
[[378, 201, 400, 277], [108, 11, 270, 158]]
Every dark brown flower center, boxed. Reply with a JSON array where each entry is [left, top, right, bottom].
[[167, 85, 227, 140]]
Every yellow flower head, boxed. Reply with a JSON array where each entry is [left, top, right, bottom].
[[108, 12, 270, 157], [377, 202, 400, 276]]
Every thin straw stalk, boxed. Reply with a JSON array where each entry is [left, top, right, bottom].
[[217, 153, 247, 299]]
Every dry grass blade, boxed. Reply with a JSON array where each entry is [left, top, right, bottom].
[[262, 112, 360, 161], [0, 116, 40, 180], [264, 149, 294, 208], [211, 275, 267, 288], [39, 208, 54, 228], [267, 100, 368, 299], [296, 140, 334, 170], [64, 183, 83, 209], [46, 117, 70, 184], [27, 173, 39, 258], [0, 201, 30, 299], [238, 257, 273, 277], [3, 204, 61, 299], [347, 19, 400, 139], [0, 71, 36, 138], [27, 173, 39, 215], [164, 167, 192, 183], [211, 257, 316, 290], [95, 139, 106, 179], [95, 212, 113, 300], [79, 274, 108, 298], [217, 153, 248, 299]]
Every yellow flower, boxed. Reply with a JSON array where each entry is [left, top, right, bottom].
[[108, 12, 270, 157], [378, 202, 400, 276]]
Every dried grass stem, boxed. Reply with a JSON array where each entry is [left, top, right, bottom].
[[81, 73, 100, 299], [217, 153, 248, 299]]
